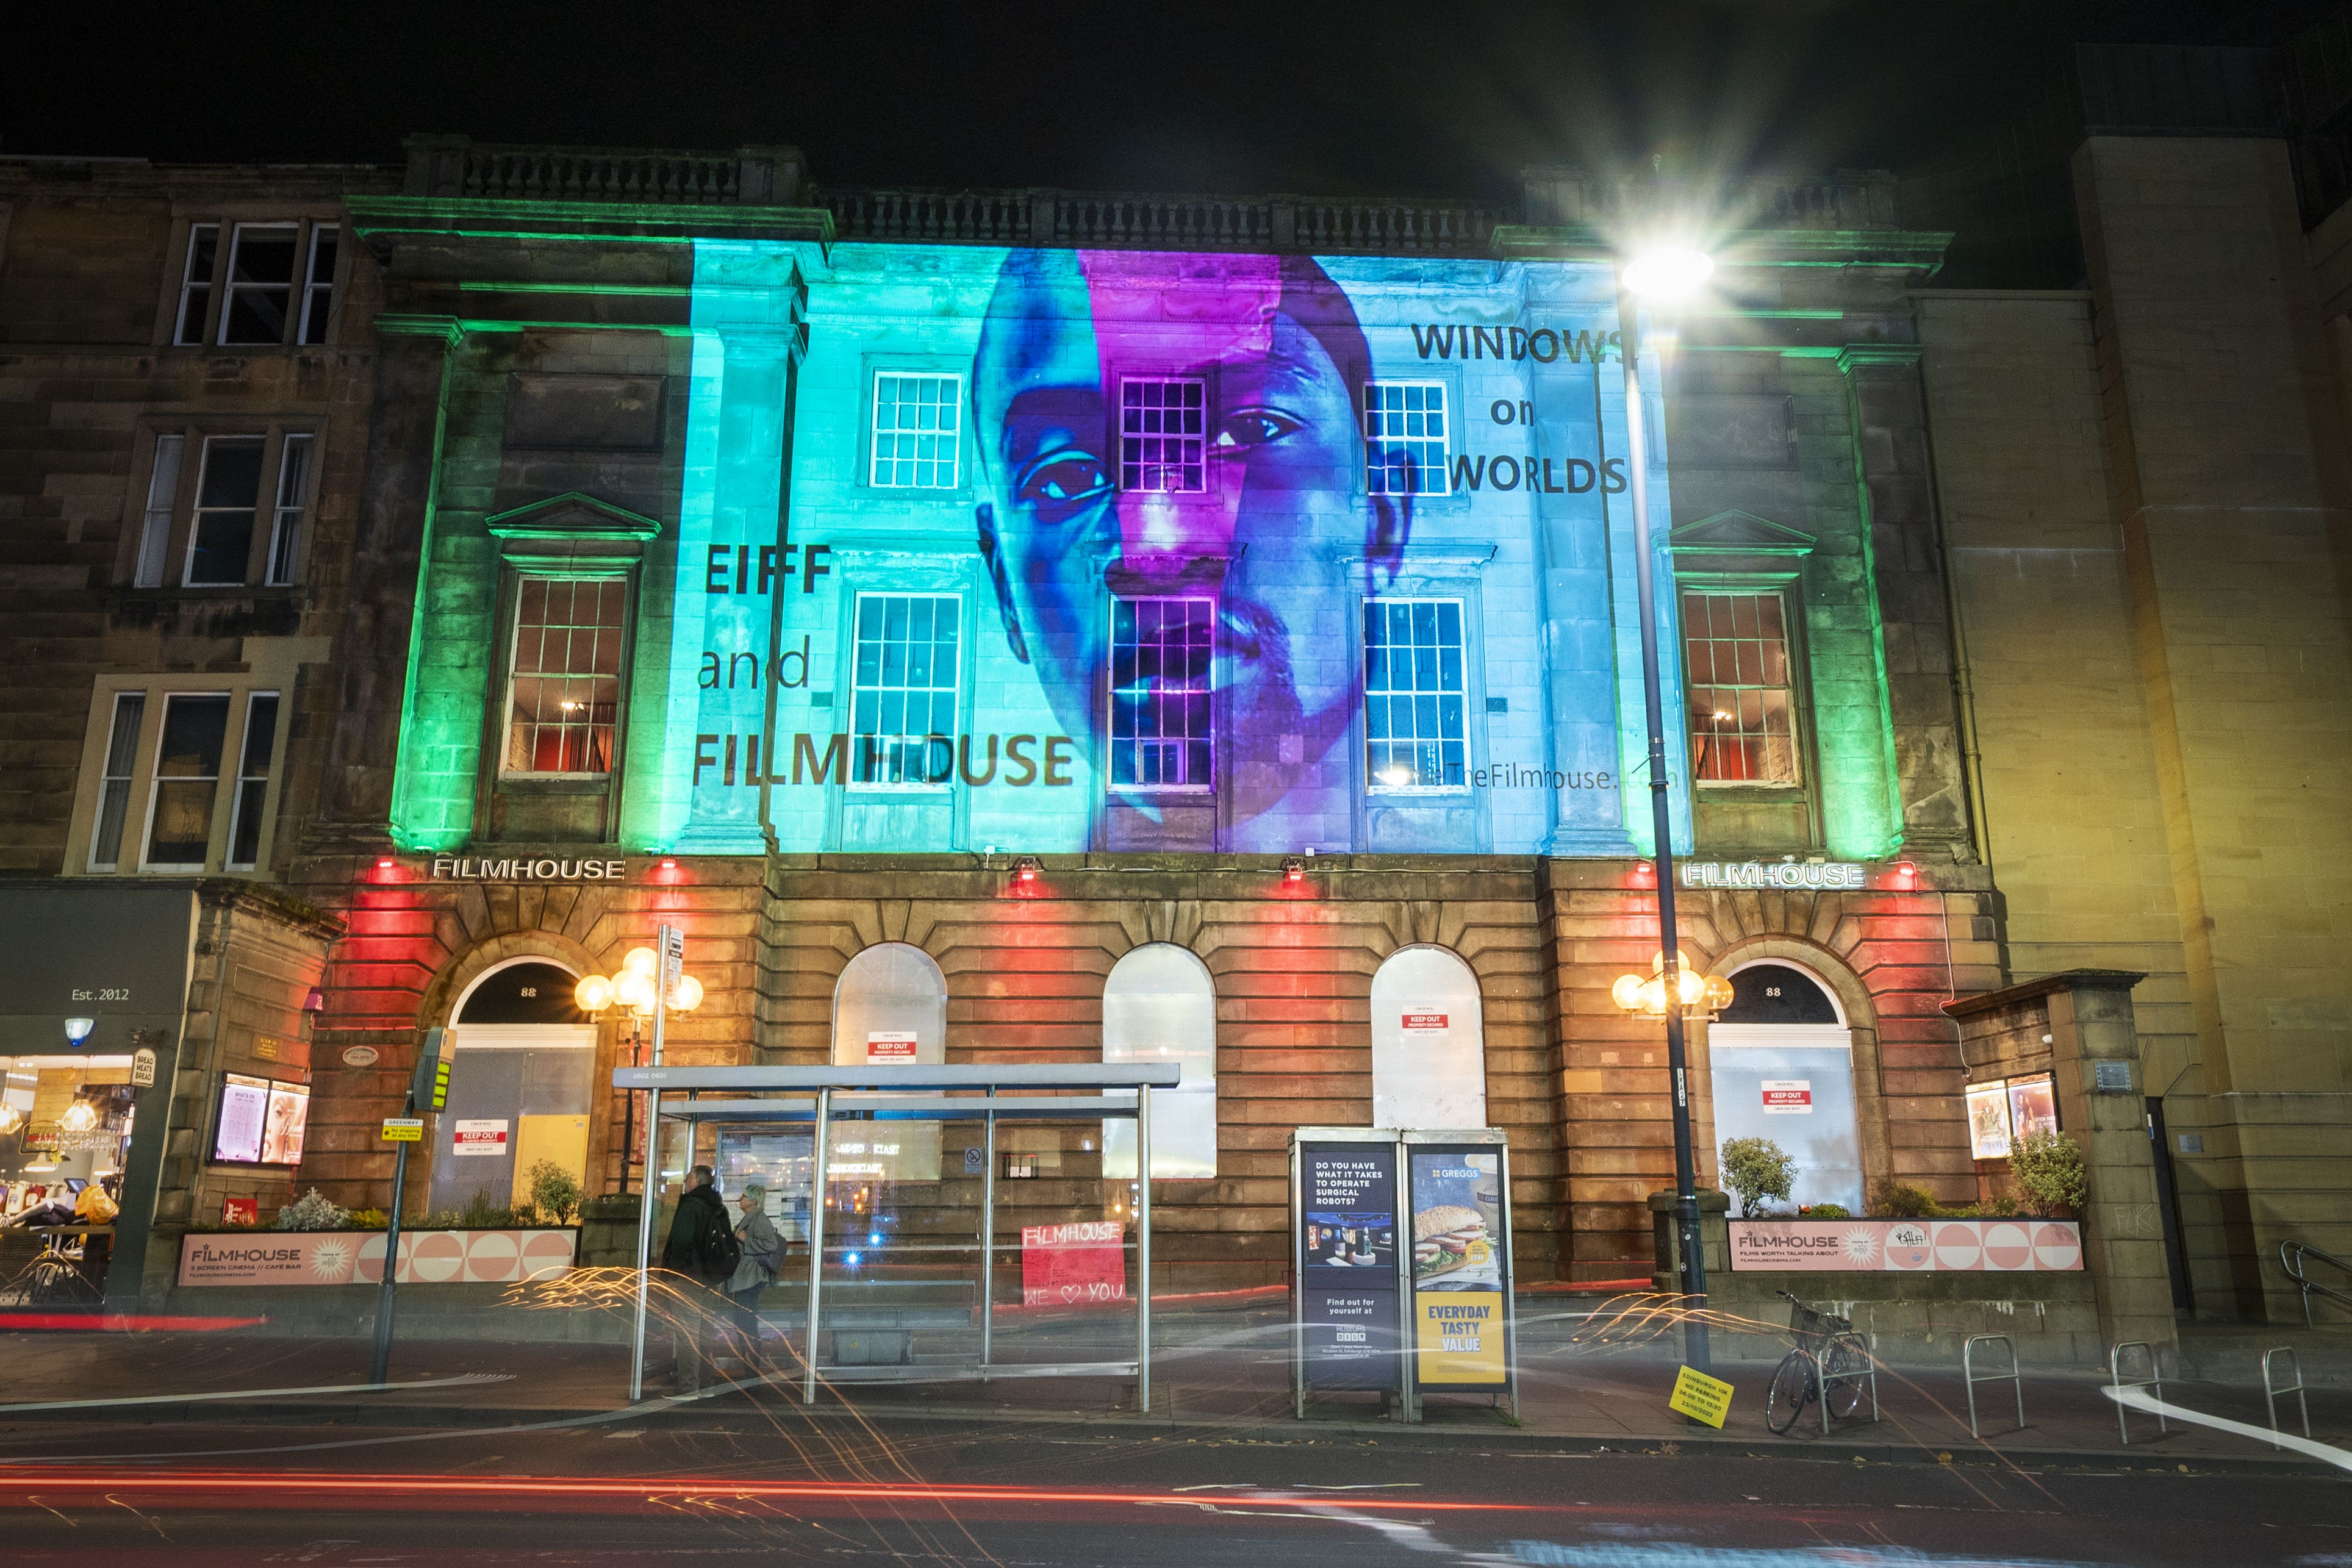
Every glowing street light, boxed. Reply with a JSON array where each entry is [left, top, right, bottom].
[[1615, 238, 1718, 1370]]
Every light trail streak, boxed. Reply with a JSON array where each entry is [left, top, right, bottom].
[[0, 1468, 1540, 1513]]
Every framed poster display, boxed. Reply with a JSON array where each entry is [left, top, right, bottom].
[[1402, 1130, 1515, 1411], [1289, 1130, 1406, 1409]]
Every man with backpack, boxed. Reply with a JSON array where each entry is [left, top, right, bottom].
[[660, 1165, 740, 1392]]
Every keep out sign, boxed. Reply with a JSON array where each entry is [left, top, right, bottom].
[[1020, 1221, 1126, 1306], [866, 1031, 918, 1062], [1400, 1008, 1450, 1034], [1761, 1079, 1813, 1114]]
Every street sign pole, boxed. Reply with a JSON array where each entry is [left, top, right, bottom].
[[629, 925, 683, 1402], [369, 1028, 447, 1385]]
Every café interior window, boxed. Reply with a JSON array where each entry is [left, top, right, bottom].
[[1683, 587, 1800, 785], [504, 578, 626, 777]]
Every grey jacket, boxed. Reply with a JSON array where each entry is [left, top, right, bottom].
[[728, 1207, 782, 1294]]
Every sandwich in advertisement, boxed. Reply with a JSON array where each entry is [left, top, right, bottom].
[[1413, 1203, 1491, 1283]]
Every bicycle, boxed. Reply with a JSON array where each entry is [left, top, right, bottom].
[[1763, 1289, 1873, 1434]]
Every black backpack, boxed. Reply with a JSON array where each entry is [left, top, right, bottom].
[[695, 1200, 742, 1279]]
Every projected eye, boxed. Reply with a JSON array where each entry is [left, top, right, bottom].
[[1217, 407, 1302, 448], [1016, 451, 1111, 507]]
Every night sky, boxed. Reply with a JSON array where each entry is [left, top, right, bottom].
[[4, 0, 2337, 198]]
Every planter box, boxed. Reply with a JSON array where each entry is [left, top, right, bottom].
[[177, 1227, 577, 1287], [1728, 1217, 2081, 1273]]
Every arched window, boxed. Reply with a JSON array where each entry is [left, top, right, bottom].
[[1369, 945, 1486, 1131], [1103, 943, 1216, 1180], [1709, 959, 1862, 1212], [429, 956, 593, 1216], [830, 943, 949, 1182], [831, 943, 948, 1067]]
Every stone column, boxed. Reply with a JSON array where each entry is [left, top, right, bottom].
[[1946, 969, 2177, 1357]]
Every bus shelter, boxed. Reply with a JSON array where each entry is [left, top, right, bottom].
[[612, 1062, 1181, 1408]]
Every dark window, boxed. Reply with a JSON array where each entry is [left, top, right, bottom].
[[173, 224, 218, 345], [185, 436, 265, 586], [1718, 964, 1840, 1025], [226, 693, 279, 869], [220, 223, 300, 345], [457, 962, 589, 1025]]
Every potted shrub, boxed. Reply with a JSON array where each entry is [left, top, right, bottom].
[[1719, 1136, 1795, 1218]]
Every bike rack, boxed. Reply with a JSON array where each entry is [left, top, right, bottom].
[[2107, 1340, 2167, 1445], [2262, 1347, 2311, 1447], [1962, 1333, 2024, 1439], [1835, 1333, 1882, 1430]]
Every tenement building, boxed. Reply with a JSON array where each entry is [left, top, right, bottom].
[[2, 40, 2345, 1327]]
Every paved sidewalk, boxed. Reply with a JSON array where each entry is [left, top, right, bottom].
[[2, 1300, 2346, 1475]]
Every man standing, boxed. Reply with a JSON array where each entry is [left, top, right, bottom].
[[660, 1165, 738, 1393]]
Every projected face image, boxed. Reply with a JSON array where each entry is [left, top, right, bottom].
[[973, 249, 1408, 839]]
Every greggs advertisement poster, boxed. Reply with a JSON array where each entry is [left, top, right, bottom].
[[1408, 1148, 1508, 1386]]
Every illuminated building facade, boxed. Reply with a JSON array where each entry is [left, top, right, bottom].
[[5, 39, 2347, 1324]]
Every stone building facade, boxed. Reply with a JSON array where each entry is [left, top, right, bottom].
[[4, 40, 2347, 1327]]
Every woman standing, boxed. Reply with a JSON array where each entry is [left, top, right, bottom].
[[727, 1183, 781, 1355]]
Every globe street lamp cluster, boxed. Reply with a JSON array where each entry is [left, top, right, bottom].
[[573, 945, 703, 1021]]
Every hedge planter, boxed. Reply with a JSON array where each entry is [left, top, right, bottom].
[[1728, 1217, 2082, 1273], [176, 1227, 578, 1287]]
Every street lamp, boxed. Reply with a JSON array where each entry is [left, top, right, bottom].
[[574, 945, 705, 1034], [1616, 239, 1716, 1370]]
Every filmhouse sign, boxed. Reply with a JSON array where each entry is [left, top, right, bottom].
[[428, 856, 628, 882], [1682, 861, 1867, 891]]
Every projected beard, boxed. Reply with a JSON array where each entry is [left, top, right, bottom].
[[973, 250, 1408, 844]]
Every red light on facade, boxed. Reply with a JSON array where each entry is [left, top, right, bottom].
[[1283, 858, 1305, 886], [1011, 856, 1039, 889], [661, 858, 677, 870], [376, 858, 393, 870], [1894, 859, 1918, 888], [1629, 861, 1657, 888]]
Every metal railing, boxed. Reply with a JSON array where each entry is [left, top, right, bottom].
[[2109, 1340, 2167, 1445], [2281, 1240, 2352, 1327], [1962, 1333, 2025, 1439]]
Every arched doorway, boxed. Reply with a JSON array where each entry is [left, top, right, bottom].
[[1707, 960, 1863, 1212], [424, 958, 594, 1216], [1102, 943, 1216, 1180], [1369, 945, 1486, 1130]]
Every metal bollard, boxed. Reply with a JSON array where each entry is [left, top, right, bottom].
[[1962, 1333, 2024, 1439]]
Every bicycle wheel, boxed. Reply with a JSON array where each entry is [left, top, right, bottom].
[[1763, 1350, 1817, 1434], [1822, 1334, 1869, 1420]]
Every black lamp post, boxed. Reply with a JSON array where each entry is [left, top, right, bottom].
[[1613, 242, 1716, 1370]]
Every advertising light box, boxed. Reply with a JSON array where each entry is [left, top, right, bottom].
[[651, 242, 1691, 858]]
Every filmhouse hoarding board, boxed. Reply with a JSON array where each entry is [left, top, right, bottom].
[[1291, 1127, 1516, 1417]]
